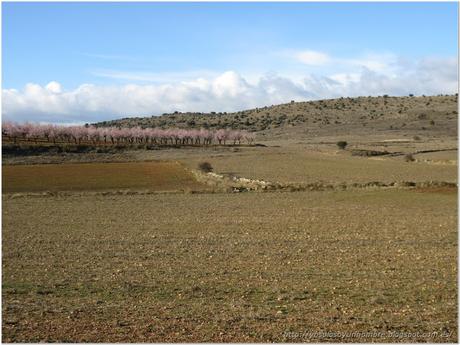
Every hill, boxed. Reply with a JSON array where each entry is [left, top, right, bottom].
[[94, 94, 458, 140]]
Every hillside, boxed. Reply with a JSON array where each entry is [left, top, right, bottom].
[[94, 94, 458, 140]]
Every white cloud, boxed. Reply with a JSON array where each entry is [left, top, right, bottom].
[[295, 50, 331, 66], [2, 56, 457, 124], [344, 53, 398, 73], [212, 71, 250, 97], [329, 73, 361, 85], [294, 50, 399, 74], [45, 81, 62, 93]]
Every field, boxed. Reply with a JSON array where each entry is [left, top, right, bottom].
[[156, 145, 457, 185], [2, 189, 457, 342], [2, 95, 458, 342], [2, 161, 204, 193]]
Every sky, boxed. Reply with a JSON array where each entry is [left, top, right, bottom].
[[2, 2, 458, 124]]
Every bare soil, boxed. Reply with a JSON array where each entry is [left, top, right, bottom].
[[2, 190, 457, 342], [2, 161, 205, 193]]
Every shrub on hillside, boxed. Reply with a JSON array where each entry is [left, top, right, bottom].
[[351, 149, 390, 157], [198, 162, 213, 173], [337, 141, 348, 150], [404, 154, 415, 162]]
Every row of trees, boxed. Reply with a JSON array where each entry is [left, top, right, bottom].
[[2, 122, 256, 146]]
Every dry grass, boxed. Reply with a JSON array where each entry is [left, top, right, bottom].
[[414, 150, 458, 163], [2, 161, 206, 193], [203, 149, 457, 184], [131, 145, 457, 185], [2, 190, 457, 342]]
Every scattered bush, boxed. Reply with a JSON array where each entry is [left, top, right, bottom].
[[413, 135, 421, 141], [337, 141, 348, 150], [351, 149, 390, 157], [198, 162, 213, 173], [404, 154, 415, 162]]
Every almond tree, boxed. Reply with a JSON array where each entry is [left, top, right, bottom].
[[214, 129, 228, 145], [230, 130, 243, 145], [2, 121, 255, 147], [244, 131, 256, 145]]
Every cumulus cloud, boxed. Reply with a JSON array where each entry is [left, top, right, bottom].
[[2, 56, 457, 124], [45, 81, 62, 93]]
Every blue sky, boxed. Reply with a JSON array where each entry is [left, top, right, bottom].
[[3, 2, 458, 124]]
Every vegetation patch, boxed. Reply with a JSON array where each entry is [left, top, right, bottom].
[[351, 149, 391, 157], [91, 95, 457, 137]]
